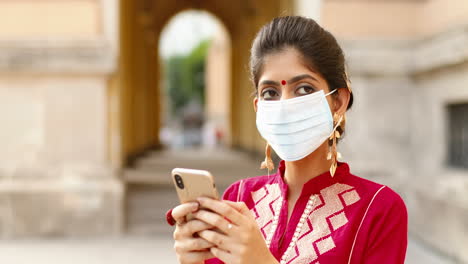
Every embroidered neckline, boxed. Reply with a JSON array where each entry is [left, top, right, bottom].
[[279, 194, 318, 263], [275, 161, 350, 197]]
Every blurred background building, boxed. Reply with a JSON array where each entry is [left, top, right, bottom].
[[0, 0, 467, 263]]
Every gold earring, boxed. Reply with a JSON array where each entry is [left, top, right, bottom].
[[260, 142, 275, 173], [327, 113, 343, 177]]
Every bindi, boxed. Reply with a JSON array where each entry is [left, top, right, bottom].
[[281, 80, 286, 85]]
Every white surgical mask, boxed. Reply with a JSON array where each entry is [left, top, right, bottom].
[[256, 89, 336, 161]]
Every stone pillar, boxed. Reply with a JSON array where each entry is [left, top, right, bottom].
[[204, 24, 231, 147], [0, 0, 123, 237]]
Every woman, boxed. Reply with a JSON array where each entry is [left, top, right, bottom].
[[168, 16, 408, 264]]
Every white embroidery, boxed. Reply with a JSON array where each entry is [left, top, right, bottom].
[[250, 183, 282, 246], [281, 183, 361, 264], [280, 195, 318, 264]]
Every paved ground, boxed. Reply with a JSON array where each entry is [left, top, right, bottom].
[[0, 235, 455, 264]]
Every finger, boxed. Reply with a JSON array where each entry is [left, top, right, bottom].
[[192, 209, 234, 235], [179, 219, 214, 237], [198, 229, 231, 251], [223, 201, 253, 218], [174, 237, 214, 253], [176, 250, 214, 264], [224, 201, 249, 213], [172, 202, 199, 223], [223, 200, 243, 211], [210, 247, 233, 263], [197, 197, 244, 225]]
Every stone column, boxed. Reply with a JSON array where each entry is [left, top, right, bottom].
[[0, 0, 123, 237]]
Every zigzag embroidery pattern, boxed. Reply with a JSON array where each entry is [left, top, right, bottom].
[[250, 183, 282, 242], [282, 183, 361, 264]]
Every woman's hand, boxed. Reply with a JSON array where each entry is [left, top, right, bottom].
[[172, 202, 216, 264], [193, 197, 279, 264]]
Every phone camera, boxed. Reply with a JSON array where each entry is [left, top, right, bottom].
[[174, 174, 184, 189]]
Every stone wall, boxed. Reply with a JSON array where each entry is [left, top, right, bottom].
[[339, 23, 468, 263]]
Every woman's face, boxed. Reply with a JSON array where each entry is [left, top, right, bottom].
[[255, 47, 331, 103], [253, 47, 351, 162]]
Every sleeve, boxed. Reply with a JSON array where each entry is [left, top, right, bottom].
[[204, 258, 223, 264], [203, 180, 242, 264], [221, 180, 242, 201], [363, 187, 408, 264]]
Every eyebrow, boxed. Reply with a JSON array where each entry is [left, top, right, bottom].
[[259, 80, 280, 86], [287, 74, 318, 84], [259, 74, 319, 87]]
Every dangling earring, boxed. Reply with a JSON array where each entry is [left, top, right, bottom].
[[260, 142, 274, 174], [327, 113, 344, 177]]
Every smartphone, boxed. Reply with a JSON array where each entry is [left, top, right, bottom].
[[171, 168, 220, 204]]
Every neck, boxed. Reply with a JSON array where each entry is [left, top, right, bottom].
[[284, 142, 332, 194]]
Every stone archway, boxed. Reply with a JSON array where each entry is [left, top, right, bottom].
[[112, 0, 294, 169]]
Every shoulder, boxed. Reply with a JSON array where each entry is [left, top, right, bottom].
[[221, 173, 278, 201], [371, 185, 407, 218], [345, 179, 408, 263], [348, 173, 405, 206], [375, 185, 406, 207], [346, 173, 407, 222], [344, 173, 408, 253]]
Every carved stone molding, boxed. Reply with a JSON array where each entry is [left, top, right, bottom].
[[341, 39, 412, 76], [341, 23, 468, 76], [0, 39, 116, 74], [411, 25, 468, 74]]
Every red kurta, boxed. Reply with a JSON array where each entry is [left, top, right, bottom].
[[206, 161, 407, 264]]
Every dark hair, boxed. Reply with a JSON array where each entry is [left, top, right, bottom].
[[249, 16, 353, 110]]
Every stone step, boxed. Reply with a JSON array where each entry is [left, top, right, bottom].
[[123, 148, 265, 186], [124, 148, 263, 235]]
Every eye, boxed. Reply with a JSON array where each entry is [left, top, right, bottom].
[[295, 85, 316, 96], [260, 88, 280, 100]]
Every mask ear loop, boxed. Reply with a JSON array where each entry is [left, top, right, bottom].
[[332, 115, 343, 132], [325, 89, 338, 97]]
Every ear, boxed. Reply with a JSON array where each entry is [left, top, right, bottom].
[[334, 88, 351, 116], [253, 97, 258, 112]]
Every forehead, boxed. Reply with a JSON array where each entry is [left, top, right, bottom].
[[259, 48, 323, 82]]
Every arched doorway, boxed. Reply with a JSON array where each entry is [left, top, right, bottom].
[[158, 10, 231, 150]]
